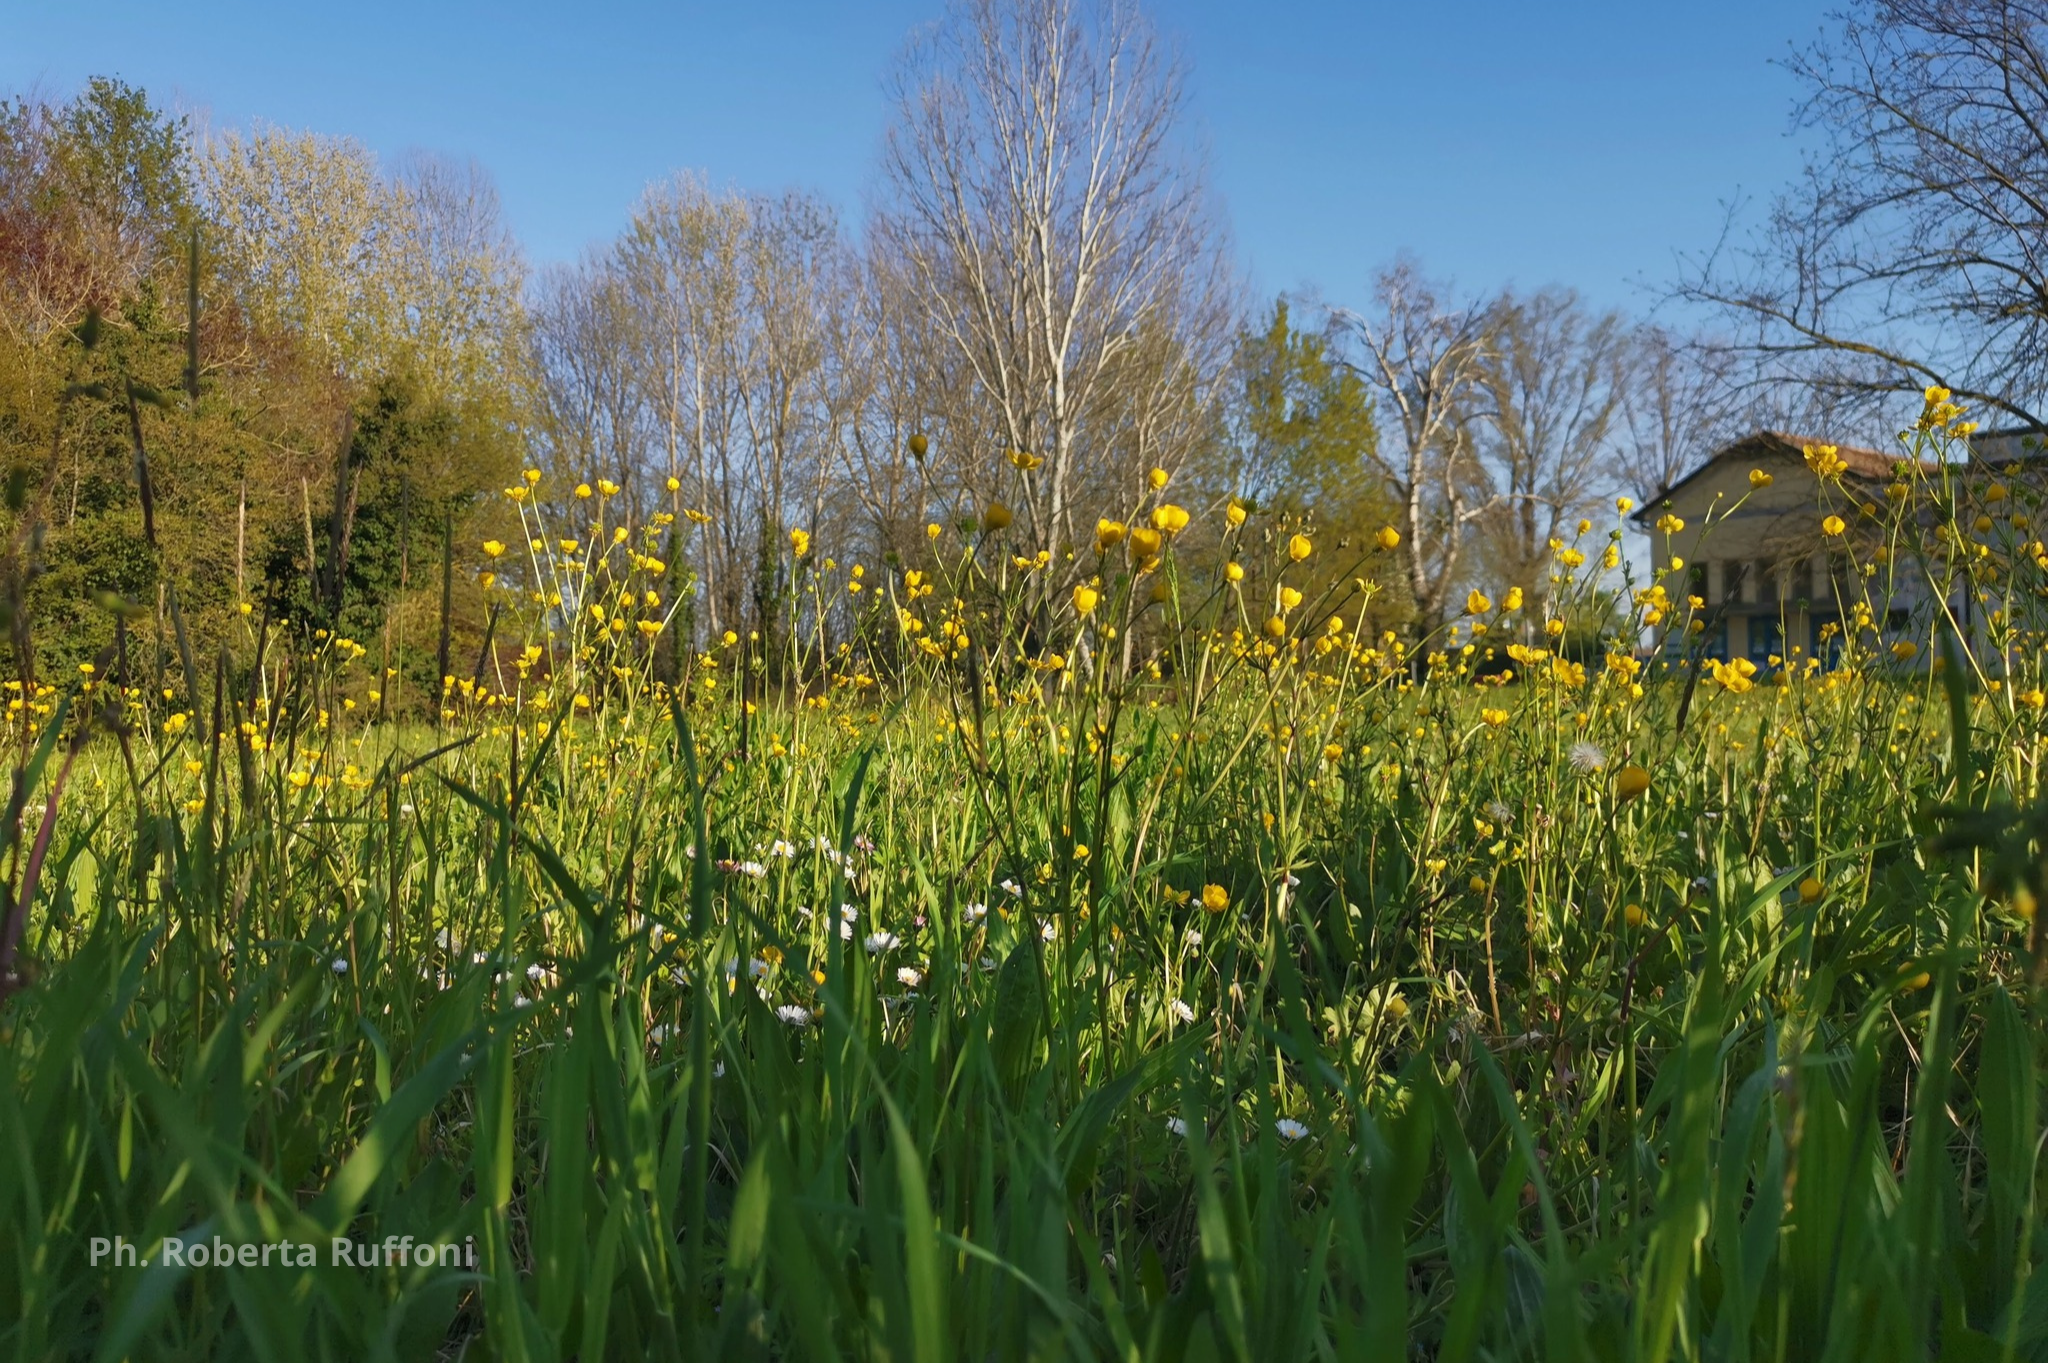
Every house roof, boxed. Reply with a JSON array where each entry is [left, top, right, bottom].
[[1969, 425, 2048, 468], [1632, 430, 1900, 524]]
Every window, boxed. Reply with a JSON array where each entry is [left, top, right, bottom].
[[1685, 562, 1708, 602], [1748, 615, 1784, 665], [1723, 561, 1748, 604], [1701, 616, 1728, 661]]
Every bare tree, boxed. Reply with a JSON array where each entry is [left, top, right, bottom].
[[1623, 326, 1751, 497], [877, 0, 1234, 556], [528, 254, 647, 505], [827, 235, 977, 563], [578, 176, 846, 642], [1679, 0, 2048, 426], [1331, 262, 1496, 633], [1466, 288, 1634, 604]]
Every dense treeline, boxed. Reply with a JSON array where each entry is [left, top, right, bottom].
[[1, 3, 1728, 706]]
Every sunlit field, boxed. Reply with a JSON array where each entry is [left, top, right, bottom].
[[0, 398, 2041, 1361]]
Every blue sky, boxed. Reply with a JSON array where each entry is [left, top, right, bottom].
[[2, 0, 1833, 316]]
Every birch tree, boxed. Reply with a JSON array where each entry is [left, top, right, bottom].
[[1332, 263, 1496, 634], [1466, 288, 1634, 607], [877, 0, 1232, 555]]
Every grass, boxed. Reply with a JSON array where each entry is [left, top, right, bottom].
[[0, 422, 2044, 1361]]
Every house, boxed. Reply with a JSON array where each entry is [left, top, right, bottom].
[[1630, 430, 1940, 667]]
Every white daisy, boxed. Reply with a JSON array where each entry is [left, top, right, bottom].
[[1276, 1118, 1308, 1141], [1168, 998, 1195, 1023]]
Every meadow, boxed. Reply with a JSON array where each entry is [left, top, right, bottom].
[[0, 405, 2044, 1362]]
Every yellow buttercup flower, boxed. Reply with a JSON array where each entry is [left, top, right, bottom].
[[983, 502, 1013, 532], [790, 528, 811, 557], [1711, 657, 1758, 693], [1376, 526, 1401, 550], [575, 482, 594, 499], [1466, 590, 1492, 615], [1288, 533, 1313, 562], [1224, 561, 1244, 582], [1072, 583, 1100, 615], [1655, 513, 1684, 535], [1749, 469, 1773, 489], [1615, 765, 1651, 800], [1096, 519, 1127, 552], [1279, 586, 1303, 611], [1201, 883, 1229, 913], [482, 540, 506, 558], [1821, 515, 1846, 537], [1226, 500, 1247, 527], [1151, 504, 1190, 535], [1148, 467, 1169, 490], [1803, 444, 1848, 480]]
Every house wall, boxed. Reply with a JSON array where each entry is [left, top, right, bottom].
[[1644, 448, 1910, 665]]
